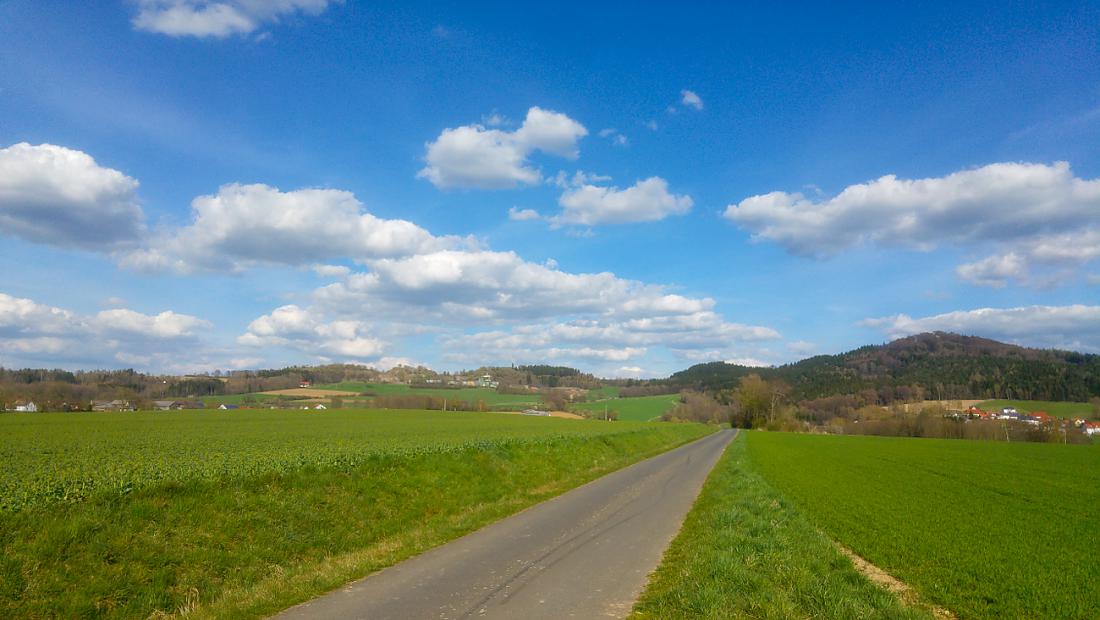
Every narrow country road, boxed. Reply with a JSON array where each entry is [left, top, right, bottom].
[[272, 428, 736, 620]]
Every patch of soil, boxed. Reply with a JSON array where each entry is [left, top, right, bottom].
[[834, 543, 956, 620]]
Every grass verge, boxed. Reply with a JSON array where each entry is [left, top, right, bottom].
[[0, 423, 710, 619], [630, 432, 933, 619]]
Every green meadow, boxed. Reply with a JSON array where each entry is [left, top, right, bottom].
[[976, 398, 1096, 419], [746, 432, 1100, 619], [0, 409, 710, 619], [572, 394, 681, 421]]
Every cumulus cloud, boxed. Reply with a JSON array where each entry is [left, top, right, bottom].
[[553, 177, 693, 226], [681, 89, 704, 111], [725, 161, 1100, 287], [418, 107, 587, 189], [0, 291, 211, 367], [508, 207, 541, 222], [239, 304, 386, 360], [955, 253, 1027, 288], [132, 0, 338, 38], [726, 162, 1100, 255], [0, 143, 145, 250], [957, 229, 1100, 287], [311, 249, 740, 325], [860, 305, 1100, 352], [239, 245, 781, 373], [120, 183, 469, 273]]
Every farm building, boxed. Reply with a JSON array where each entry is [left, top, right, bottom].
[[299, 380, 312, 388], [91, 400, 136, 412], [11, 400, 38, 412], [218, 404, 240, 410]]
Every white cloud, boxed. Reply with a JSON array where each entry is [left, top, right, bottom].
[[596, 128, 629, 146], [239, 304, 386, 360], [956, 228, 1100, 288], [238, 245, 781, 374], [132, 0, 338, 38], [553, 177, 693, 226], [94, 308, 210, 339], [418, 107, 587, 189], [725, 162, 1100, 256], [645, 120, 659, 131], [0, 291, 212, 367], [0, 143, 145, 250], [121, 183, 469, 273], [956, 253, 1027, 288], [681, 89, 704, 111], [312, 264, 351, 278], [508, 207, 542, 222], [860, 305, 1100, 352], [786, 340, 816, 355]]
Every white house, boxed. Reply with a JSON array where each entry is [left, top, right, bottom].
[[13, 401, 38, 412]]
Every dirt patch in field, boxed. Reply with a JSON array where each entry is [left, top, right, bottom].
[[260, 388, 360, 398], [497, 410, 584, 419], [897, 399, 983, 413], [548, 410, 584, 419], [835, 543, 956, 619]]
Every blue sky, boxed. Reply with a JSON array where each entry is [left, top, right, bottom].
[[1, 0, 1098, 376]]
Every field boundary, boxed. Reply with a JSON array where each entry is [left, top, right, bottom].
[[834, 542, 956, 620]]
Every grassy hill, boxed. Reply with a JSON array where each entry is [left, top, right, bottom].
[[669, 332, 1100, 403]]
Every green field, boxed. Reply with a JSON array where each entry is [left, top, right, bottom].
[[977, 398, 1096, 419], [746, 432, 1100, 619], [316, 381, 543, 408], [572, 394, 680, 421], [584, 385, 620, 399], [632, 432, 931, 619], [0, 409, 709, 618]]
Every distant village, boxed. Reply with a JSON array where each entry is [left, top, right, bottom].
[[953, 405, 1100, 436]]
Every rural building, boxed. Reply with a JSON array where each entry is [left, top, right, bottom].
[[521, 409, 549, 416], [476, 374, 500, 389], [154, 400, 183, 410], [313, 404, 327, 410], [91, 400, 136, 412], [299, 380, 312, 388], [12, 400, 38, 412], [218, 404, 240, 410]]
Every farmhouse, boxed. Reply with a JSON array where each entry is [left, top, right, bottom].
[[299, 380, 312, 388], [11, 400, 38, 412], [91, 400, 136, 412], [476, 374, 500, 389]]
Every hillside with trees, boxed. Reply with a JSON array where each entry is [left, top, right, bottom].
[[668, 332, 1100, 403]]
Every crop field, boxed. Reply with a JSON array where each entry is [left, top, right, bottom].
[[747, 432, 1100, 619], [976, 398, 1096, 418], [0, 409, 709, 619], [0, 409, 676, 512], [572, 394, 680, 421]]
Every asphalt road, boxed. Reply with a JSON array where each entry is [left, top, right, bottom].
[[272, 428, 736, 620]]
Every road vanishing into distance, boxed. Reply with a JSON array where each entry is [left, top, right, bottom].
[[273, 428, 736, 620]]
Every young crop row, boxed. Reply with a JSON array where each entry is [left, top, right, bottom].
[[746, 432, 1100, 619], [0, 409, 670, 512]]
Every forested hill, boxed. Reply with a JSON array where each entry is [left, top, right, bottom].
[[667, 332, 1100, 402]]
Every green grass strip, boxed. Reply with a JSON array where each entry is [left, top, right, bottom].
[[0, 424, 710, 619], [630, 432, 932, 620]]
